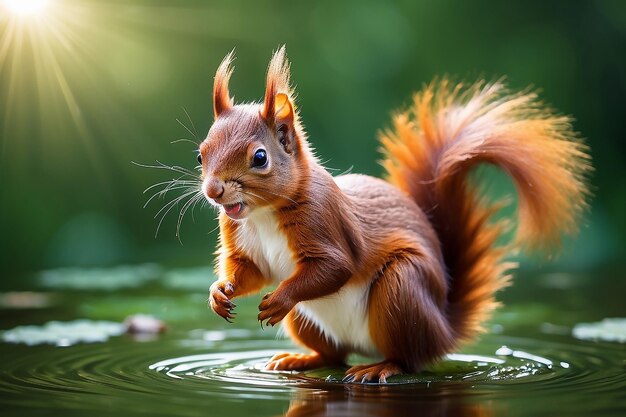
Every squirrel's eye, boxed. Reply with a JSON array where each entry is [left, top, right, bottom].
[[252, 149, 268, 168], [197, 153, 202, 165]]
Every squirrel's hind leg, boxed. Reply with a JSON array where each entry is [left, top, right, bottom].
[[265, 310, 347, 371], [354, 250, 455, 381]]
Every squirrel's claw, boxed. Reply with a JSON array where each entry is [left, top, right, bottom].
[[343, 361, 403, 384], [258, 291, 293, 327], [209, 281, 236, 322]]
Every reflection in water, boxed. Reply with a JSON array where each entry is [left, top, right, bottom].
[[281, 382, 494, 417]]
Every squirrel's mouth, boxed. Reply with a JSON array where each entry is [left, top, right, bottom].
[[222, 202, 246, 220]]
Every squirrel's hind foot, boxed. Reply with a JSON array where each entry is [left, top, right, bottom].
[[343, 360, 403, 384], [264, 352, 331, 371]]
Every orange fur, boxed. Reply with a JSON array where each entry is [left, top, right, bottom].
[[380, 79, 590, 341], [209, 217, 270, 321], [213, 50, 235, 119], [261, 46, 293, 123], [203, 48, 591, 382], [268, 310, 349, 370]]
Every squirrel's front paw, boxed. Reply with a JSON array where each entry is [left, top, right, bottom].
[[258, 291, 294, 327], [209, 281, 236, 322]]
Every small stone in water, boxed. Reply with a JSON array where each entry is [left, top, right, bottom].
[[124, 314, 167, 334], [0, 292, 53, 309]]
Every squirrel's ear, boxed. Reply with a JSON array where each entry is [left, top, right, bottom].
[[262, 46, 297, 152], [273, 93, 294, 124], [261, 46, 293, 125], [273, 93, 296, 153], [213, 50, 235, 119]]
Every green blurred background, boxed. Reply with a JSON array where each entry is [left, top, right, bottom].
[[1, 0, 625, 277]]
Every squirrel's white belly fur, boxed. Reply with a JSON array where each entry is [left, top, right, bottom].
[[236, 208, 296, 282], [297, 285, 378, 357], [237, 208, 378, 356]]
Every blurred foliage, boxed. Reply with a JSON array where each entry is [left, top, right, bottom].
[[0, 0, 624, 276]]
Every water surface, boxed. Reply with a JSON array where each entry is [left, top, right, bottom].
[[1, 265, 624, 416]]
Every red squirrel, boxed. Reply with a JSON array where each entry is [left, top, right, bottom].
[[202, 46, 590, 383]]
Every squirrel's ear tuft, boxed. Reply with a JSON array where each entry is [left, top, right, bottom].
[[261, 45, 294, 125], [213, 50, 235, 119]]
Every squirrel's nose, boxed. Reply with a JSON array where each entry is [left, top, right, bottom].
[[205, 178, 225, 199]]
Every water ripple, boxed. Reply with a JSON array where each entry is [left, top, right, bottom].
[[0, 334, 624, 415], [148, 335, 626, 397]]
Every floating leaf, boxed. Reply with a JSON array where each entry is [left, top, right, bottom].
[[572, 318, 626, 343], [304, 353, 507, 384], [162, 266, 215, 291], [80, 294, 207, 322], [39, 264, 162, 291], [1, 320, 125, 346]]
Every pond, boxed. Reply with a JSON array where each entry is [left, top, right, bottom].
[[0, 263, 624, 417]]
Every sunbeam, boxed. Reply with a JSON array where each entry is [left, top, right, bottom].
[[0, 0, 97, 164], [0, 0, 177, 182], [3, 0, 50, 17]]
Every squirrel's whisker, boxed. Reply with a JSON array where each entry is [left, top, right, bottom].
[[133, 160, 198, 177], [243, 181, 298, 205], [177, 192, 205, 238], [144, 184, 201, 209], [182, 106, 200, 140], [143, 176, 198, 194], [176, 117, 199, 142], [154, 189, 199, 238], [240, 190, 271, 205]]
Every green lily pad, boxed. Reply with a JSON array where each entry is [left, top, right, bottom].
[[572, 318, 626, 343], [162, 266, 215, 291], [1, 320, 125, 346], [80, 294, 207, 322], [39, 264, 162, 291], [304, 353, 506, 384]]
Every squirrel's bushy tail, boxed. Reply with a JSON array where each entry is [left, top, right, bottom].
[[380, 80, 590, 343]]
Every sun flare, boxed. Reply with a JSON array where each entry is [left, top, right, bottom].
[[3, 0, 50, 16]]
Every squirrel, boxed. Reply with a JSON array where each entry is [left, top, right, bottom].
[[202, 46, 590, 383]]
